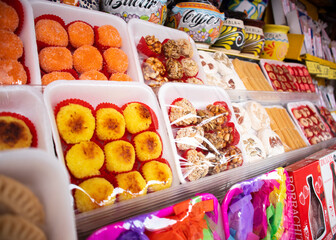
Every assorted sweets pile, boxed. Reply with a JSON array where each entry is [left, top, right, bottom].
[[198, 50, 245, 90], [34, 14, 131, 85], [262, 61, 315, 92], [290, 103, 333, 145], [265, 107, 307, 151], [0, 175, 46, 240], [54, 99, 172, 213], [137, 35, 204, 88], [0, 0, 29, 85], [0, 112, 37, 151], [317, 106, 336, 136], [168, 98, 243, 181], [232, 59, 274, 91], [232, 101, 285, 163]]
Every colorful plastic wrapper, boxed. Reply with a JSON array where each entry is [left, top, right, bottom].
[[221, 168, 295, 240], [49, 0, 100, 10], [87, 193, 224, 240], [158, 83, 246, 183], [287, 101, 333, 145]]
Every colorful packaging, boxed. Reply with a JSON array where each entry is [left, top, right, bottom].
[[306, 149, 336, 235], [221, 168, 294, 240], [87, 193, 224, 239], [286, 158, 332, 240]]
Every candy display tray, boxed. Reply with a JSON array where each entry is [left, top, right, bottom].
[[0, 85, 54, 154], [127, 19, 207, 85], [0, 149, 77, 240], [158, 82, 247, 184], [29, 0, 140, 83]]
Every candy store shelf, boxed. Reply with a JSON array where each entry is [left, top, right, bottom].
[[197, 47, 260, 61], [76, 136, 336, 239], [226, 89, 319, 104]]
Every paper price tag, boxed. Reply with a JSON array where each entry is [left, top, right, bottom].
[[306, 61, 319, 74], [317, 65, 329, 78]]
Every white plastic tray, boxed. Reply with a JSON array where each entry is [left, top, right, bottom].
[[43, 80, 179, 188], [0, 85, 54, 154], [158, 82, 247, 184], [259, 59, 310, 92], [16, 0, 41, 85], [29, 0, 140, 83], [127, 19, 206, 84], [0, 149, 77, 240], [264, 104, 310, 146]]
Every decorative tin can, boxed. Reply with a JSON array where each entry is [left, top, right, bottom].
[[166, 2, 225, 48], [101, 0, 168, 24], [49, 0, 100, 10], [211, 17, 245, 53], [260, 24, 290, 61], [241, 19, 264, 56], [227, 0, 268, 20]]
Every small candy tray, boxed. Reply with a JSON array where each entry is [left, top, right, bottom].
[[259, 59, 315, 93], [287, 101, 332, 145], [0, 149, 77, 240], [43, 81, 179, 212], [7, 0, 41, 84], [127, 19, 207, 86], [264, 104, 310, 147], [0, 85, 54, 154], [158, 82, 247, 184], [29, 0, 139, 83]]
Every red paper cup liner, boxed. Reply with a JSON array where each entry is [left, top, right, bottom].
[[0, 111, 38, 148], [2, 0, 24, 35], [131, 130, 163, 162], [54, 98, 95, 119], [121, 101, 159, 132], [35, 14, 67, 50], [213, 101, 232, 123], [21, 63, 31, 84], [136, 36, 160, 58]]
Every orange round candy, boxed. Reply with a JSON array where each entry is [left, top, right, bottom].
[[39, 47, 73, 73], [41, 71, 75, 85], [97, 25, 122, 48], [80, 70, 107, 80], [0, 30, 23, 60], [103, 48, 128, 73], [0, 1, 19, 32], [0, 59, 27, 85], [35, 19, 68, 47], [109, 73, 132, 82], [68, 21, 94, 48], [73, 45, 103, 74]]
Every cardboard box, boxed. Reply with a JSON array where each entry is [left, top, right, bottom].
[[307, 149, 336, 235], [286, 158, 332, 240]]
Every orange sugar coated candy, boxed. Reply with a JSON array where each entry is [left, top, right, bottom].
[[68, 21, 94, 48], [109, 72, 132, 82], [35, 19, 68, 47], [0, 59, 27, 85], [73, 45, 103, 73], [103, 48, 128, 73], [0, 30, 23, 60], [0, 1, 19, 32], [41, 71, 75, 85], [80, 70, 107, 80], [39, 47, 73, 73], [97, 25, 122, 48]]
